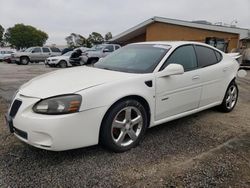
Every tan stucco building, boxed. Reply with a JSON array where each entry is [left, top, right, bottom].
[[111, 17, 250, 52]]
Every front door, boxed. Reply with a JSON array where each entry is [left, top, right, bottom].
[[155, 45, 202, 121]]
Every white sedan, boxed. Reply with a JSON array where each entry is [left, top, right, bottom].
[[45, 51, 73, 68], [6, 41, 239, 152]]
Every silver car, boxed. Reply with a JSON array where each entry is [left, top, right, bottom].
[[12, 47, 61, 65]]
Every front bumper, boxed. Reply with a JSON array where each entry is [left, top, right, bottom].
[[7, 94, 106, 151]]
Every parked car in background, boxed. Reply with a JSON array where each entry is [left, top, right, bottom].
[[0, 50, 15, 61], [75, 44, 121, 65], [241, 48, 250, 66], [61, 47, 73, 55], [12, 47, 61, 65], [69, 47, 90, 66], [6, 41, 239, 152], [45, 51, 73, 68]]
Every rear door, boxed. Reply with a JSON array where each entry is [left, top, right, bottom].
[[42, 47, 51, 60], [194, 45, 225, 107], [30, 47, 42, 62], [50, 47, 61, 56], [155, 45, 202, 120]]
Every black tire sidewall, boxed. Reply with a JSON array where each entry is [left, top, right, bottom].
[[58, 60, 67, 68], [219, 81, 238, 112], [100, 99, 148, 152]]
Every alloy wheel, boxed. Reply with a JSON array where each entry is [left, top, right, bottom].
[[226, 85, 237, 109], [111, 106, 143, 147]]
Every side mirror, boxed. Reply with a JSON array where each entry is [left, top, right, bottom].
[[103, 48, 110, 53], [158, 64, 184, 77]]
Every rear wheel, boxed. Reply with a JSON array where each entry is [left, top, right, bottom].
[[58, 60, 67, 68], [218, 81, 238, 112], [20, 57, 29, 65], [100, 99, 148, 152]]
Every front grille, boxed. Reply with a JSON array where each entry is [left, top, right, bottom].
[[9, 100, 22, 118], [13, 126, 28, 140]]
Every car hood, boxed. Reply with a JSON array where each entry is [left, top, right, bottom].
[[19, 66, 138, 99]]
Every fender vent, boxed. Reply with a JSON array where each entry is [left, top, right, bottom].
[[145, 80, 153, 87], [9, 100, 22, 118]]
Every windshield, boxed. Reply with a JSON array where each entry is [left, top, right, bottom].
[[62, 51, 73, 56], [94, 44, 170, 73], [24, 47, 33, 52]]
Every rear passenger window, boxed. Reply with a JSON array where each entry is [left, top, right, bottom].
[[33, 48, 41, 53], [50, 48, 61, 53], [161, 45, 197, 71], [42, 48, 50, 53], [195, 45, 218, 67], [215, 50, 222, 62]]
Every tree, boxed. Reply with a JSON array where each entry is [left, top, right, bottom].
[[65, 33, 88, 48], [104, 32, 112, 41], [88, 32, 104, 46], [4, 24, 48, 49], [0, 25, 4, 46]]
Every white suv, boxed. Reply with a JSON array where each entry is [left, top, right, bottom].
[[12, 47, 61, 65]]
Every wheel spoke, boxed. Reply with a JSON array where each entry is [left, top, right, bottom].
[[232, 94, 237, 101], [131, 115, 142, 127], [127, 129, 137, 141], [113, 120, 125, 129], [125, 108, 132, 121], [230, 87, 236, 95], [116, 130, 127, 145], [226, 95, 231, 102]]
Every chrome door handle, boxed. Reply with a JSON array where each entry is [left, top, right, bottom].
[[192, 75, 200, 80]]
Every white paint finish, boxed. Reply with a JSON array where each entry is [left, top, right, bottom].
[[9, 41, 239, 151], [19, 66, 139, 98], [155, 69, 202, 120]]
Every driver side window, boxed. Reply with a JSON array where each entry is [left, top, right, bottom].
[[161, 45, 197, 71]]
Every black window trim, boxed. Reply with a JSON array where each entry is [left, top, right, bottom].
[[193, 44, 222, 68], [214, 49, 223, 63], [159, 44, 198, 72]]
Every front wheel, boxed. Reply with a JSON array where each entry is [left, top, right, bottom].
[[100, 99, 148, 152], [218, 81, 238, 112], [20, 57, 29, 65], [57, 60, 67, 68]]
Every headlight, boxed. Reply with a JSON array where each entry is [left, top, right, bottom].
[[33, 94, 82, 115]]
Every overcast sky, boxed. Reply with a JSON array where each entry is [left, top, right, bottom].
[[1, 0, 249, 45]]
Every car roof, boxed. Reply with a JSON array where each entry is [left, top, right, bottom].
[[133, 41, 217, 49]]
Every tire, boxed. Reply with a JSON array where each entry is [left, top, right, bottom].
[[20, 56, 29, 65], [218, 81, 238, 112], [57, 60, 67, 68], [100, 99, 148, 152]]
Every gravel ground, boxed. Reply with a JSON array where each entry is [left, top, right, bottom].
[[0, 62, 250, 187]]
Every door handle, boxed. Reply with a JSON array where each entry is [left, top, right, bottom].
[[192, 75, 200, 80]]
